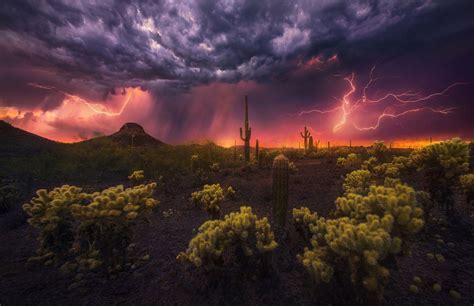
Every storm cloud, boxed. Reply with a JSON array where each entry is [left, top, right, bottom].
[[0, 0, 473, 144]]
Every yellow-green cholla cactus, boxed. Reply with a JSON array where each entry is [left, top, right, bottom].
[[191, 184, 225, 218]]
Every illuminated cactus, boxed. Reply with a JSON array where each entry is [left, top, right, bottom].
[[411, 138, 469, 212], [300, 126, 311, 152], [191, 184, 225, 219], [128, 170, 145, 181], [255, 139, 260, 160], [273, 154, 289, 229], [240, 95, 252, 162], [177, 206, 278, 269]]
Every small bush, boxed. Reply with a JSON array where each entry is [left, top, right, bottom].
[[177, 206, 277, 269]]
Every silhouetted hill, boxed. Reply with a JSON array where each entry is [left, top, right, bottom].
[[83, 122, 166, 147], [0, 120, 62, 156]]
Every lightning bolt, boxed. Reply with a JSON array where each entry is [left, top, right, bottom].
[[28, 83, 133, 116], [294, 66, 472, 132]]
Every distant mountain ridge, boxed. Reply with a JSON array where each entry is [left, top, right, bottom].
[[0, 121, 166, 155]]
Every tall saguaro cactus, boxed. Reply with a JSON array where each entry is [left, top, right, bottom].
[[300, 126, 311, 152], [255, 139, 260, 160], [240, 96, 252, 162], [308, 136, 314, 152], [273, 154, 289, 230]]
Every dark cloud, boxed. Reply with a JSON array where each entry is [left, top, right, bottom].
[[0, 0, 473, 142]]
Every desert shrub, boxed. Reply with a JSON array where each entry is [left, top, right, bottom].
[[335, 147, 350, 157], [23, 186, 87, 260], [343, 170, 374, 195], [128, 170, 145, 181], [368, 141, 389, 162], [0, 184, 21, 214], [23, 183, 158, 275], [191, 184, 225, 218], [411, 138, 469, 211], [460, 174, 474, 205], [337, 153, 362, 171], [177, 206, 277, 269], [295, 182, 424, 296]]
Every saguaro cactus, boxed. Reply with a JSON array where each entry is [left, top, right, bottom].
[[255, 139, 260, 160], [273, 154, 289, 230], [300, 126, 311, 151], [308, 136, 314, 152], [240, 96, 252, 162]]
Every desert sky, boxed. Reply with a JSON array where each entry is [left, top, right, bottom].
[[0, 0, 473, 147]]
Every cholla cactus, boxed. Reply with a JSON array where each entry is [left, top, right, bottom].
[[336, 153, 362, 170], [368, 141, 389, 162], [210, 163, 220, 172], [191, 184, 225, 218], [23, 186, 86, 259], [23, 183, 159, 272], [128, 170, 145, 181], [289, 161, 298, 173], [362, 157, 379, 172], [460, 174, 474, 205], [296, 182, 424, 295], [191, 154, 199, 172], [342, 170, 374, 196], [226, 186, 236, 199], [411, 138, 469, 212], [177, 206, 278, 269], [336, 183, 425, 237]]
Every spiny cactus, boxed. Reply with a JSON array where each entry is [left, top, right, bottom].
[[300, 126, 311, 152], [342, 169, 374, 196], [411, 137, 469, 212], [23, 183, 159, 273], [177, 206, 278, 269], [255, 139, 260, 160], [273, 154, 289, 230], [191, 184, 225, 219], [336, 153, 362, 170], [191, 154, 199, 172], [460, 174, 474, 205], [128, 170, 145, 181], [240, 95, 252, 162], [308, 136, 314, 152]]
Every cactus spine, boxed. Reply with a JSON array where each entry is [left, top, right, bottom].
[[273, 154, 289, 230], [255, 139, 260, 160], [300, 126, 311, 152], [240, 96, 252, 162]]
